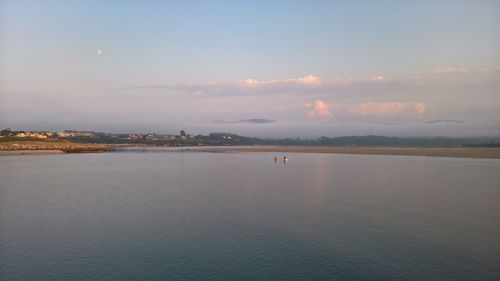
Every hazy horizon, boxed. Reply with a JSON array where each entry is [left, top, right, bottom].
[[1, 1, 499, 138]]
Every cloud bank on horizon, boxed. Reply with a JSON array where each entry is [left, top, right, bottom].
[[2, 68, 498, 137], [0, 1, 499, 137]]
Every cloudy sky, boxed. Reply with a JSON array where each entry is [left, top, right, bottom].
[[1, 0, 499, 137]]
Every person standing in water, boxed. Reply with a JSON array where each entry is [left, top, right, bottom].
[[273, 156, 277, 162]]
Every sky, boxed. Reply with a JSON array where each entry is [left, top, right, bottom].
[[1, 0, 499, 138]]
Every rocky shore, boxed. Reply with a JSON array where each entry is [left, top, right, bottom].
[[0, 141, 112, 154]]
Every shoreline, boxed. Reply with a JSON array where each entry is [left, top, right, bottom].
[[188, 146, 500, 159], [2, 143, 500, 159], [0, 141, 112, 155], [0, 150, 65, 156]]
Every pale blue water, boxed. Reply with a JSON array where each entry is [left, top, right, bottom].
[[1, 149, 500, 280]]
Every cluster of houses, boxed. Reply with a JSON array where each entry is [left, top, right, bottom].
[[143, 132, 194, 141], [56, 131, 95, 138], [12, 131, 53, 139], [1, 128, 253, 146], [1, 128, 195, 142], [1, 128, 96, 139]]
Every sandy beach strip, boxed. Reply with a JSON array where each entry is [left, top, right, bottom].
[[189, 146, 500, 159]]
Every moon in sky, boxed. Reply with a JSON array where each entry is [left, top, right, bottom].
[[97, 49, 102, 55]]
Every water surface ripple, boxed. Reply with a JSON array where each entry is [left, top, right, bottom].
[[1, 150, 499, 280]]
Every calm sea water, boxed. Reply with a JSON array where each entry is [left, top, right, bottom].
[[1, 149, 499, 280]]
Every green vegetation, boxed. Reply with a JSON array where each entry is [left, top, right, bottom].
[[2, 128, 499, 147], [0, 128, 12, 136]]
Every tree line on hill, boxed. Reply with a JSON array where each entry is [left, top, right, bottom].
[[2, 128, 499, 147], [69, 133, 500, 147]]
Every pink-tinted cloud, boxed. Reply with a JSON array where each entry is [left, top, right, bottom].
[[432, 67, 469, 74], [242, 75, 321, 87], [370, 76, 385, 81], [296, 75, 321, 85], [125, 68, 500, 102], [414, 103, 426, 114], [351, 102, 427, 117], [193, 90, 206, 97], [243, 79, 261, 87], [306, 100, 333, 119]]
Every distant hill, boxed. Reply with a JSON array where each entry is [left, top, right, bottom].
[[258, 135, 500, 147]]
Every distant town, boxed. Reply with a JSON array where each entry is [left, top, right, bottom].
[[1, 128, 499, 147], [0, 128, 269, 147], [1, 128, 225, 146]]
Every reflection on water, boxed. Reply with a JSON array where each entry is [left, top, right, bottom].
[[1, 150, 499, 280]]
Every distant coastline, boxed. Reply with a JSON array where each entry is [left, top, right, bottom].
[[2, 128, 500, 147], [2, 128, 500, 158]]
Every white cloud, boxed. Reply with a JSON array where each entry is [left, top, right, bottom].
[[432, 67, 469, 74]]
